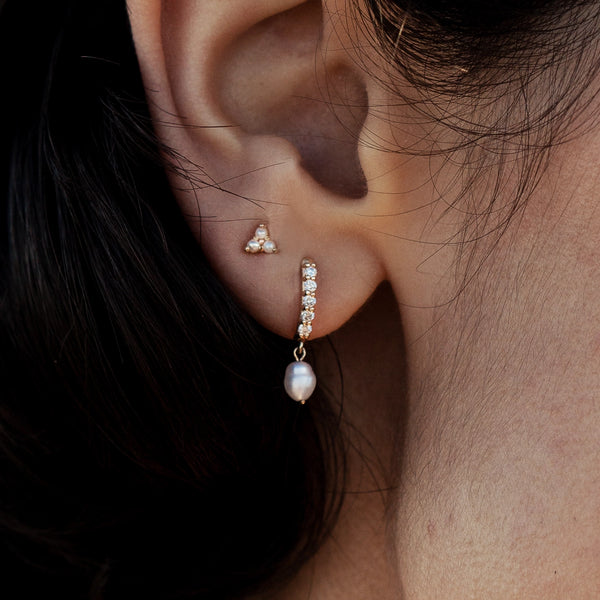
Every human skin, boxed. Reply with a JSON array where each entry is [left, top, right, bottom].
[[128, 0, 600, 597]]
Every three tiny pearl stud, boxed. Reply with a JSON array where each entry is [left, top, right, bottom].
[[244, 224, 278, 254]]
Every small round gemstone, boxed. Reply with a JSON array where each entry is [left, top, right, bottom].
[[298, 323, 312, 337], [302, 280, 317, 292], [303, 266, 317, 278], [301, 310, 315, 322], [302, 296, 316, 308]]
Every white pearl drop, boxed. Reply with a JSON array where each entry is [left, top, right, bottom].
[[284, 361, 317, 402]]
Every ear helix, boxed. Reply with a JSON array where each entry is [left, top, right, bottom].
[[284, 258, 318, 404]]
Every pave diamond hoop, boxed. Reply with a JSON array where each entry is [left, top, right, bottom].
[[297, 259, 317, 340], [284, 258, 318, 404]]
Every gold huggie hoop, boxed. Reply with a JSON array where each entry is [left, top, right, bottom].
[[284, 258, 317, 404]]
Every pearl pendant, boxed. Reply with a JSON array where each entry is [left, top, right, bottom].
[[284, 360, 317, 403]]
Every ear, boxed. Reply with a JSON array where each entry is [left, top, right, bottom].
[[127, 0, 388, 338]]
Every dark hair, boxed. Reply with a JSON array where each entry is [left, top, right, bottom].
[[358, 0, 600, 260], [0, 1, 343, 598], [363, 0, 600, 135], [1, 0, 599, 598]]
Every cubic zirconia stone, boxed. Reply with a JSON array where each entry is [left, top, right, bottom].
[[302, 280, 317, 292], [302, 295, 316, 308], [298, 323, 312, 337], [301, 311, 315, 322], [303, 266, 317, 278]]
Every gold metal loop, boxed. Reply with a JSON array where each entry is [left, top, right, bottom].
[[293, 343, 307, 362]]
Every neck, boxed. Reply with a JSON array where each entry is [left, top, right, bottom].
[[407, 133, 600, 417], [386, 132, 600, 598]]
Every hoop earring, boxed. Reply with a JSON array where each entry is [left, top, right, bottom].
[[284, 258, 317, 404], [244, 224, 278, 254]]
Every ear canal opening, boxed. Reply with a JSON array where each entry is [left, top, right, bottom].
[[288, 62, 369, 199], [219, 0, 368, 199]]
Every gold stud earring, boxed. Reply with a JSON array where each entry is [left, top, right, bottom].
[[244, 224, 278, 254], [284, 258, 317, 404]]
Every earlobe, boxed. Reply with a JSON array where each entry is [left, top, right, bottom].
[[127, 0, 386, 339]]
